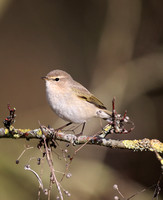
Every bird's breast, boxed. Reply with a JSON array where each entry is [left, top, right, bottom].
[[45, 83, 97, 123]]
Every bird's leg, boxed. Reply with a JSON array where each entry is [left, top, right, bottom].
[[55, 122, 72, 131], [76, 122, 86, 136]]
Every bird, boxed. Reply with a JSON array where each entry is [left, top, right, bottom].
[[42, 69, 112, 135]]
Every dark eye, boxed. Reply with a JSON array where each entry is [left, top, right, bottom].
[[53, 78, 59, 81]]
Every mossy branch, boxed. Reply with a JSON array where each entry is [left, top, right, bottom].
[[0, 126, 163, 154], [2, 103, 163, 169]]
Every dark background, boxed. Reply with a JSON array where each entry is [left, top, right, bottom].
[[0, 0, 163, 199]]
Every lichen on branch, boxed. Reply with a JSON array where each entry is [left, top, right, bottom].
[[0, 126, 163, 155]]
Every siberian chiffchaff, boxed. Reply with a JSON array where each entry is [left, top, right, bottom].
[[42, 69, 112, 135]]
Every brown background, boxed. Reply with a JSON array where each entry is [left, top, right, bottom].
[[0, 0, 163, 199]]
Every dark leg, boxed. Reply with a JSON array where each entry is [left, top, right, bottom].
[[55, 122, 72, 131], [76, 122, 86, 136]]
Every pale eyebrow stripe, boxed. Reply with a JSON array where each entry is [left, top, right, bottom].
[[49, 75, 65, 79]]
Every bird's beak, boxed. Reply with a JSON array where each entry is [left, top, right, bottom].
[[41, 76, 48, 80]]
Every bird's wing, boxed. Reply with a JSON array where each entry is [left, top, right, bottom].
[[83, 95, 107, 109], [72, 81, 107, 109]]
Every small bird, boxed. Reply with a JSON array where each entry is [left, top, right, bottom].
[[42, 69, 112, 135]]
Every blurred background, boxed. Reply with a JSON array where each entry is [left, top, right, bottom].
[[0, 0, 163, 199]]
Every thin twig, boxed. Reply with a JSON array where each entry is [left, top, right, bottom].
[[40, 126, 64, 200]]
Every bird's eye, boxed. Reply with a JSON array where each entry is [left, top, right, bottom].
[[53, 78, 60, 81]]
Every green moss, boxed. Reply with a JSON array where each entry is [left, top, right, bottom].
[[13, 134, 20, 138], [122, 140, 144, 151], [18, 129, 31, 133], [5, 129, 9, 134], [36, 129, 43, 137]]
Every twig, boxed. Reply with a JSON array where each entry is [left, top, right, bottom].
[[24, 165, 44, 190], [40, 125, 64, 200]]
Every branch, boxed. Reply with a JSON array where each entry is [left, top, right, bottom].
[[0, 126, 163, 154], [1, 104, 163, 199]]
